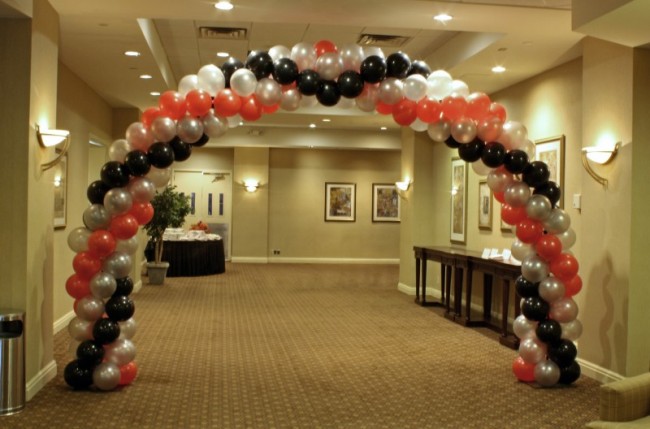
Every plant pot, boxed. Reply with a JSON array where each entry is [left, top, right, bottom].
[[147, 262, 170, 285]]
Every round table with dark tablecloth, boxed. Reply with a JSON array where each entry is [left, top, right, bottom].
[[146, 239, 225, 277]]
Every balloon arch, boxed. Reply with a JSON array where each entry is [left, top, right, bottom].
[[63, 40, 582, 390]]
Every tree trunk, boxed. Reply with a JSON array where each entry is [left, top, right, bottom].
[[154, 239, 165, 264]]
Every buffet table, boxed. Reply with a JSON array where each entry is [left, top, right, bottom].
[[146, 239, 225, 277]]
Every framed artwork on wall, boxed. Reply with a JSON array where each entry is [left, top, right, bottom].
[[372, 183, 400, 222], [325, 182, 356, 222], [53, 150, 67, 229], [478, 180, 492, 230], [535, 135, 565, 206], [450, 158, 467, 243]]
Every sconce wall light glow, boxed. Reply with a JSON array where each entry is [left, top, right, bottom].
[[581, 142, 620, 187], [395, 179, 411, 191], [36, 124, 70, 171], [243, 179, 260, 193]]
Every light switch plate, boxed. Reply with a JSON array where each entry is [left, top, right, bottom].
[[572, 194, 581, 209]]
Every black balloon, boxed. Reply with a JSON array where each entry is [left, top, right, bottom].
[[444, 136, 462, 149], [246, 51, 274, 80], [296, 70, 322, 96], [316, 80, 341, 107], [521, 296, 550, 322], [536, 319, 562, 345], [338, 70, 364, 98], [549, 339, 578, 367], [481, 142, 506, 168], [503, 150, 529, 174], [92, 318, 120, 345], [360, 55, 387, 83], [124, 150, 151, 177], [100, 161, 130, 188], [272, 58, 299, 85], [63, 360, 94, 390], [458, 138, 485, 162], [221, 57, 244, 88], [534, 181, 562, 208], [76, 340, 105, 365], [559, 361, 581, 385], [169, 137, 192, 162], [386, 52, 411, 79], [114, 276, 134, 296], [105, 295, 135, 322], [522, 161, 550, 187], [147, 142, 175, 169], [515, 275, 538, 298], [191, 133, 210, 147], [87, 180, 110, 204], [407, 60, 431, 77]]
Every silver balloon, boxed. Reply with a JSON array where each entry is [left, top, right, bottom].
[[68, 317, 93, 341], [290, 42, 316, 71], [451, 117, 477, 144], [268, 45, 290, 62], [197, 64, 225, 97], [75, 295, 105, 322], [83, 204, 111, 231], [125, 122, 153, 152], [127, 177, 156, 203], [543, 208, 571, 234], [513, 314, 537, 340], [557, 228, 577, 250], [539, 277, 566, 303], [550, 297, 578, 323], [339, 43, 364, 72], [521, 138, 536, 159], [500, 121, 528, 150], [93, 362, 121, 391], [255, 78, 282, 106], [511, 239, 535, 262], [471, 161, 492, 177], [427, 120, 451, 142], [89, 272, 117, 299], [146, 167, 172, 189], [178, 74, 198, 96], [363, 46, 385, 59], [68, 227, 91, 253], [115, 236, 139, 255], [410, 118, 428, 132], [150, 116, 177, 143], [104, 338, 136, 366], [403, 74, 428, 101], [315, 52, 343, 81], [426, 70, 452, 100], [378, 78, 404, 105], [230, 68, 257, 97], [518, 336, 546, 364], [227, 114, 242, 128], [119, 317, 137, 340], [487, 168, 513, 193], [450, 79, 469, 98], [102, 251, 133, 279], [355, 85, 379, 112], [525, 194, 553, 222], [336, 97, 355, 109], [504, 181, 531, 207], [108, 139, 131, 163], [202, 110, 228, 138], [176, 116, 204, 144], [534, 360, 560, 387], [299, 94, 318, 108], [104, 188, 133, 216], [561, 319, 583, 341], [521, 254, 549, 283], [280, 88, 301, 111]]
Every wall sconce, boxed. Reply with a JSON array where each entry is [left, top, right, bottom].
[[243, 179, 260, 193], [395, 179, 411, 192], [36, 124, 70, 171], [581, 142, 620, 187]]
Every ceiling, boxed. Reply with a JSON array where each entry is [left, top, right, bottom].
[[3, 0, 650, 132]]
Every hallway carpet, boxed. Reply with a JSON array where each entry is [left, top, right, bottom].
[[3, 263, 599, 428]]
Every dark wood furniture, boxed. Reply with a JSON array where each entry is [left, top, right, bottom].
[[413, 245, 522, 349], [146, 240, 226, 277]]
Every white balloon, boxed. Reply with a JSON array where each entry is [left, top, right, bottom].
[[108, 139, 131, 163], [427, 70, 452, 100], [339, 43, 365, 72], [119, 317, 137, 340], [450, 79, 469, 98], [363, 46, 385, 59], [471, 161, 492, 177], [126, 122, 153, 152], [315, 52, 343, 81], [403, 74, 428, 101], [116, 236, 139, 255], [255, 78, 282, 106], [197, 64, 225, 97], [230, 68, 257, 97], [280, 88, 301, 111], [410, 118, 428, 132], [299, 95, 318, 108], [178, 74, 198, 96], [146, 167, 172, 188], [68, 227, 91, 253], [290, 42, 316, 71], [268, 45, 291, 62]]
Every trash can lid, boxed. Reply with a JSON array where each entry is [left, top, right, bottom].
[[0, 309, 25, 321]]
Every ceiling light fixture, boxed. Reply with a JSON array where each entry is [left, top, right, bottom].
[[492, 65, 506, 73], [150, 91, 161, 96], [322, 118, 331, 122], [139, 74, 153, 80], [309, 124, 316, 129], [124, 51, 141, 57], [434, 13, 453, 23], [216, 52, 229, 58], [214, 1, 233, 10], [380, 127, 387, 131]]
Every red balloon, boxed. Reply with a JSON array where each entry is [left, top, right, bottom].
[[239, 96, 262, 121], [119, 361, 138, 385], [489, 102, 507, 122], [441, 94, 467, 122], [129, 202, 154, 226], [501, 204, 527, 226], [550, 253, 579, 282], [141, 107, 162, 128], [185, 89, 213, 117], [515, 218, 544, 244], [72, 252, 102, 280], [87, 230, 117, 258], [261, 103, 280, 114], [392, 99, 417, 126], [466, 92, 491, 121], [110, 214, 140, 239], [314, 40, 337, 57], [213, 89, 242, 117], [416, 98, 441, 123], [376, 100, 393, 115], [493, 191, 506, 204], [536, 235, 563, 261], [564, 275, 583, 297], [65, 274, 91, 299], [512, 356, 536, 382], [158, 90, 187, 120]]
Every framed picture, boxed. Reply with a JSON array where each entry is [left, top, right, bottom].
[[450, 158, 467, 243], [325, 182, 356, 222], [501, 218, 513, 233], [53, 150, 67, 229], [372, 183, 400, 222], [478, 180, 492, 230], [535, 135, 565, 206]]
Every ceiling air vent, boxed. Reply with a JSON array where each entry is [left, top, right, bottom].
[[357, 34, 411, 47], [198, 26, 248, 40]]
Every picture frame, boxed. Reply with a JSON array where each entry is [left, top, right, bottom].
[[450, 158, 467, 243], [372, 183, 400, 222], [500, 218, 513, 233], [478, 180, 492, 230], [53, 150, 67, 229], [535, 135, 565, 207], [325, 182, 356, 222]]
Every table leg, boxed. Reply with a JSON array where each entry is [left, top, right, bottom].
[[445, 265, 452, 314], [500, 278, 509, 338], [440, 264, 445, 305], [421, 259, 428, 305], [483, 274, 493, 323], [464, 268, 473, 324], [414, 255, 421, 304], [454, 267, 463, 318]]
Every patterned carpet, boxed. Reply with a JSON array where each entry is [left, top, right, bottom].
[[2, 263, 600, 428]]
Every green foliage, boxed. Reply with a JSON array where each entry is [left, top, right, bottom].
[[144, 185, 191, 263]]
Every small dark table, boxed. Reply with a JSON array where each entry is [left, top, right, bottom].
[[147, 240, 226, 277]]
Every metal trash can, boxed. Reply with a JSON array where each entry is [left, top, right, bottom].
[[0, 309, 25, 415]]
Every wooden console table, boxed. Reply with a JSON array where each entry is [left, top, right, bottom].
[[413, 245, 522, 349]]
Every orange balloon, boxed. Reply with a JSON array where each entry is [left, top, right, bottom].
[[87, 229, 117, 259], [512, 356, 536, 382], [550, 253, 579, 282], [493, 191, 506, 204], [466, 92, 491, 121], [159, 90, 187, 120], [536, 235, 563, 261], [73, 252, 103, 280], [489, 102, 507, 122], [376, 100, 393, 115], [141, 107, 162, 128], [119, 361, 138, 385], [129, 202, 154, 226], [416, 98, 441, 123], [515, 218, 544, 244], [564, 275, 583, 297], [392, 99, 417, 126], [314, 40, 337, 57], [441, 94, 467, 122], [213, 89, 242, 117], [185, 89, 213, 117], [110, 214, 140, 239], [239, 96, 262, 121], [501, 204, 527, 226], [65, 274, 91, 300], [261, 102, 280, 115]]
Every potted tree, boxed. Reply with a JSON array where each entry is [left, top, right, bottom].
[[143, 185, 191, 285]]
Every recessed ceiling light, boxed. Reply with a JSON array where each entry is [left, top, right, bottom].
[[434, 13, 453, 23], [214, 1, 233, 10], [216, 52, 229, 58], [380, 127, 387, 131], [150, 91, 161, 96], [309, 124, 316, 129], [322, 118, 331, 122], [140, 74, 153, 79], [124, 51, 141, 57], [491, 65, 506, 73]]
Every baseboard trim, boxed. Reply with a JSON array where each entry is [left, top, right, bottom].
[[26, 360, 57, 401], [231, 256, 269, 264], [577, 358, 624, 384], [269, 257, 400, 265], [397, 282, 439, 297], [53, 310, 75, 335], [133, 279, 143, 294]]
